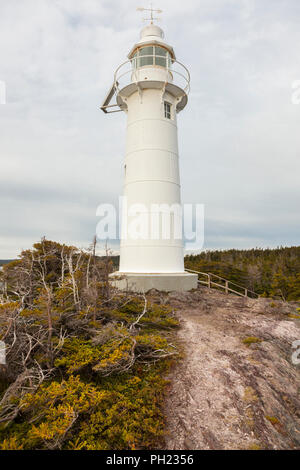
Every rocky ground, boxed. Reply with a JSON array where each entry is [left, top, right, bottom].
[[160, 287, 300, 450]]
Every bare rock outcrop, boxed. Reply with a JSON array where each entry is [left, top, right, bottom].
[[162, 288, 300, 450]]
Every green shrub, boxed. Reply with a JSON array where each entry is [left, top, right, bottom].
[[242, 337, 263, 346]]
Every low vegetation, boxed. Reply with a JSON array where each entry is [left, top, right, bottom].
[[0, 239, 178, 450], [242, 337, 263, 346]]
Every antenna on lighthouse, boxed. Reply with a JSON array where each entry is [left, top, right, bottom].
[[137, 4, 163, 24]]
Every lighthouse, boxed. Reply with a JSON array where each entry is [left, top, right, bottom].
[[101, 11, 198, 292]]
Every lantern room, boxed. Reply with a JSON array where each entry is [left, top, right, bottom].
[[128, 24, 175, 71], [101, 23, 190, 114]]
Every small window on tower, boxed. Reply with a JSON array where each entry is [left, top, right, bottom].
[[164, 102, 172, 119]]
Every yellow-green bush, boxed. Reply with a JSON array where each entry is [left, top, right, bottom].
[[0, 241, 178, 450], [0, 361, 171, 450]]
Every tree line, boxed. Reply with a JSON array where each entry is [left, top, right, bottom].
[[185, 246, 300, 301]]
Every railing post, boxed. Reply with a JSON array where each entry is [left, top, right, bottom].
[[225, 280, 229, 295], [245, 289, 248, 298], [208, 275, 211, 289]]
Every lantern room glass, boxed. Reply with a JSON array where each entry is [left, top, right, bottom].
[[131, 46, 172, 70]]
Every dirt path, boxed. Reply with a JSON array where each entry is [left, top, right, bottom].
[[162, 288, 300, 450]]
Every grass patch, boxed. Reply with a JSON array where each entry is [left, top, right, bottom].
[[265, 415, 280, 426], [243, 386, 259, 403], [248, 443, 262, 450], [242, 337, 263, 346]]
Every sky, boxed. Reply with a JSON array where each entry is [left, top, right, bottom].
[[0, 0, 300, 258]]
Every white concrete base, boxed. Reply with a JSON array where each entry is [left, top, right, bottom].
[[109, 272, 198, 293]]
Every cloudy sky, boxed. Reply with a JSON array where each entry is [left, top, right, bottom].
[[0, 0, 299, 258]]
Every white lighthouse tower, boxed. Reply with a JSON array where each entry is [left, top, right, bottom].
[[101, 10, 198, 292]]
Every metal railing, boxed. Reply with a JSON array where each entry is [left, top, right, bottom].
[[114, 55, 191, 96], [185, 269, 259, 299]]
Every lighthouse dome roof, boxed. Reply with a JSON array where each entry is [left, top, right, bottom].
[[128, 24, 176, 60], [140, 24, 164, 39]]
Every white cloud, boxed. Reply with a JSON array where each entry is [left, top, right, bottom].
[[0, 0, 300, 257]]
